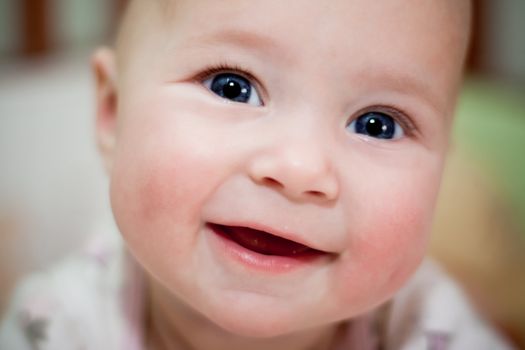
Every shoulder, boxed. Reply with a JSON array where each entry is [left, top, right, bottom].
[[0, 231, 129, 350], [382, 259, 516, 350]]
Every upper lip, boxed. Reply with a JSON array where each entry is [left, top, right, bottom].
[[207, 220, 334, 254]]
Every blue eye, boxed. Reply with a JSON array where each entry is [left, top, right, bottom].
[[203, 73, 262, 106], [347, 111, 404, 140]]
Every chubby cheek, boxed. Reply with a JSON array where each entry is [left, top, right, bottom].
[[108, 99, 228, 279], [333, 155, 443, 314]]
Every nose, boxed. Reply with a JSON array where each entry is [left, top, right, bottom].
[[247, 141, 340, 202]]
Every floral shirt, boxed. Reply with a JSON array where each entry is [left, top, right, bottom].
[[0, 230, 515, 350]]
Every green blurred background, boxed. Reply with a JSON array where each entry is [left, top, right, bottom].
[[431, 78, 525, 347]]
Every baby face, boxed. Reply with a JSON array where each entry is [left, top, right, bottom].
[[95, 0, 470, 337]]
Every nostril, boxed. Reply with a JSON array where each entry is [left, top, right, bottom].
[[305, 190, 326, 198], [262, 177, 284, 189]]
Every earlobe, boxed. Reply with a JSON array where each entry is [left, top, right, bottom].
[[92, 47, 118, 174]]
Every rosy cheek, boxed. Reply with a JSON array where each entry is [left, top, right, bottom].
[[109, 128, 173, 235], [112, 108, 227, 230], [137, 165, 175, 223], [334, 185, 433, 311], [125, 152, 199, 223], [110, 147, 199, 274]]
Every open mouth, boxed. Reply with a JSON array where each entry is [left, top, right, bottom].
[[207, 223, 327, 258]]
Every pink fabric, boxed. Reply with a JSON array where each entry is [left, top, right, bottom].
[[0, 231, 516, 349]]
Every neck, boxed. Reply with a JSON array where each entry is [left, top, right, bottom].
[[143, 279, 345, 350]]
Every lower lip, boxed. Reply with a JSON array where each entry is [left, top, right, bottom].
[[206, 224, 327, 274]]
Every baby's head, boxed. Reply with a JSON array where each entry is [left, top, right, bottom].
[[93, 0, 471, 338]]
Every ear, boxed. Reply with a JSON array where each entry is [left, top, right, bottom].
[[92, 48, 119, 174]]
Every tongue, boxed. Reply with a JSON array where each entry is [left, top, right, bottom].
[[224, 226, 314, 256]]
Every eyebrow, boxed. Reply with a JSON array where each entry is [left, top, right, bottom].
[[180, 29, 445, 114], [181, 28, 287, 62], [197, 29, 276, 48], [354, 68, 446, 114]]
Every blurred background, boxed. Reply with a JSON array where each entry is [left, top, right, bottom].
[[0, 0, 524, 347]]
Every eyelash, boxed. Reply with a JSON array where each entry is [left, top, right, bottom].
[[195, 63, 263, 93], [352, 105, 418, 138], [194, 64, 418, 137]]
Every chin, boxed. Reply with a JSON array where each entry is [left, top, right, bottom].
[[205, 303, 302, 339]]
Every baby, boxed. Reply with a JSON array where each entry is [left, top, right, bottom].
[[0, 0, 516, 349]]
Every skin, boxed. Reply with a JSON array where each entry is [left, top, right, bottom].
[[93, 0, 471, 349]]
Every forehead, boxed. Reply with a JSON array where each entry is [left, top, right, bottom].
[[125, 0, 470, 64], [161, 0, 469, 42], [128, 0, 469, 51], [127, 0, 470, 71], [121, 0, 470, 111]]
